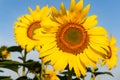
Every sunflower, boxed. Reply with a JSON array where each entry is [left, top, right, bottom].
[[14, 5, 52, 52], [45, 69, 60, 80], [0, 46, 10, 59], [35, 0, 109, 77], [1, 49, 10, 59], [102, 36, 119, 69]]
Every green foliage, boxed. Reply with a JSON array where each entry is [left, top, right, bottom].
[[0, 76, 12, 80], [7, 46, 23, 53], [23, 60, 41, 73], [0, 46, 8, 58], [0, 45, 115, 80], [16, 76, 31, 80], [0, 60, 20, 73], [94, 71, 114, 77], [0, 70, 4, 72], [0, 45, 42, 80], [0, 46, 7, 52]]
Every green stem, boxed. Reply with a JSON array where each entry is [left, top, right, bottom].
[[40, 60, 45, 80], [22, 49, 27, 76], [91, 69, 95, 80], [91, 74, 95, 80], [82, 77, 85, 80], [35, 73, 40, 80], [68, 69, 72, 80]]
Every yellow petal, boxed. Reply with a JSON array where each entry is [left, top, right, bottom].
[[36, 5, 40, 11], [42, 53, 58, 63], [85, 46, 100, 63], [89, 35, 109, 45], [40, 41, 56, 52], [76, 55, 86, 76], [50, 51, 61, 65], [77, 4, 90, 23], [53, 52, 67, 71], [75, 0, 83, 11], [28, 6, 33, 14], [67, 53, 75, 70], [40, 47, 57, 58], [14, 22, 27, 28], [26, 42, 35, 52], [51, 6, 60, 17], [80, 53, 97, 69], [110, 36, 117, 46], [40, 5, 50, 16], [60, 2, 67, 15], [89, 42, 107, 55], [107, 54, 118, 69], [19, 16, 30, 25], [24, 14, 33, 22], [70, 0, 76, 12], [88, 26, 108, 35], [83, 15, 98, 29], [73, 56, 81, 77]]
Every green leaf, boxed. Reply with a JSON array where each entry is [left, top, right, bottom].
[[0, 60, 21, 73], [94, 71, 114, 77], [7, 46, 23, 52], [16, 76, 28, 80], [22, 60, 41, 73], [57, 75, 68, 80], [87, 67, 98, 72], [0, 70, 4, 72], [73, 78, 80, 80], [0, 76, 12, 80], [0, 46, 7, 51], [18, 57, 24, 61]]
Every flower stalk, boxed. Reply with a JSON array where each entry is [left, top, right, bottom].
[[40, 60, 45, 80], [22, 48, 27, 76], [68, 69, 72, 80]]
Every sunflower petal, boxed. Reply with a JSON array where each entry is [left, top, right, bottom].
[[110, 36, 117, 46], [53, 52, 67, 71], [60, 2, 67, 15], [73, 56, 81, 77], [85, 46, 100, 63], [75, 0, 83, 11], [77, 55, 86, 76], [88, 26, 108, 35], [77, 4, 90, 23], [89, 35, 109, 45], [51, 6, 60, 17], [83, 15, 98, 29], [70, 0, 76, 12]]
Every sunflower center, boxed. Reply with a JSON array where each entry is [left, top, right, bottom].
[[64, 27, 82, 45], [27, 21, 41, 40], [56, 23, 89, 55]]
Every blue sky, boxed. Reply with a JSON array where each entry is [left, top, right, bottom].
[[0, 0, 120, 80]]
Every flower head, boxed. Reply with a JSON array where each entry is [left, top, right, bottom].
[[2, 49, 10, 58], [14, 5, 52, 52], [35, 0, 109, 77], [0, 46, 10, 59], [45, 69, 60, 80], [102, 36, 119, 69]]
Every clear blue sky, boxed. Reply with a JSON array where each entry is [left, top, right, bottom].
[[0, 0, 120, 80]]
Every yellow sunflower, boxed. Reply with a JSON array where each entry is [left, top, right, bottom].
[[45, 69, 60, 80], [35, 0, 109, 77], [14, 5, 52, 52], [0, 46, 10, 59], [1, 49, 10, 59], [102, 36, 119, 69]]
